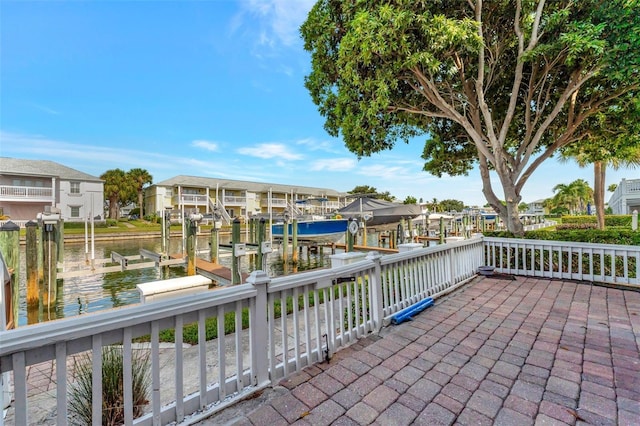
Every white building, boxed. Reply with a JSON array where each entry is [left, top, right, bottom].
[[145, 175, 348, 224], [608, 178, 640, 214], [526, 199, 546, 215], [0, 157, 104, 224]]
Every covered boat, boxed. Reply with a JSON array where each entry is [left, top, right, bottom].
[[338, 197, 421, 226], [271, 218, 348, 244]]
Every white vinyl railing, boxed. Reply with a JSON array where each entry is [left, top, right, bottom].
[[0, 239, 483, 425], [483, 237, 640, 287], [0, 185, 52, 199]]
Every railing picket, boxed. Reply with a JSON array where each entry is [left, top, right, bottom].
[[303, 287, 313, 366], [217, 306, 226, 400], [151, 321, 161, 425], [292, 287, 301, 371], [55, 342, 68, 426], [175, 315, 184, 423], [91, 335, 102, 426], [12, 352, 27, 426], [235, 300, 243, 392], [198, 310, 207, 409], [122, 329, 133, 426]]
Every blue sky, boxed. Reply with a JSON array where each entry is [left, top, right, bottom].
[[1, 1, 636, 207]]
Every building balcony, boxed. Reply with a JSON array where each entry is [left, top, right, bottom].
[[223, 196, 247, 206], [173, 194, 208, 205], [0, 185, 53, 202], [261, 197, 287, 207]]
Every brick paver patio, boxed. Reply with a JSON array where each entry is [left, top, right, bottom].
[[201, 275, 640, 425]]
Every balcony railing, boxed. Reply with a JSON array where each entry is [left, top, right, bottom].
[[261, 197, 287, 207], [1, 237, 638, 424], [173, 194, 208, 205], [223, 196, 246, 205], [626, 179, 640, 193], [0, 185, 52, 200]]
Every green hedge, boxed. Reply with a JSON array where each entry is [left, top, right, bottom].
[[485, 229, 640, 246], [561, 215, 632, 226]]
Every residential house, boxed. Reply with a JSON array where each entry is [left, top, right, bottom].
[[608, 178, 640, 214], [0, 157, 104, 225], [526, 199, 546, 215], [145, 175, 349, 224]]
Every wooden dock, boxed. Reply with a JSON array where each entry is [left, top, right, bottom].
[[332, 244, 399, 254], [170, 254, 248, 286]]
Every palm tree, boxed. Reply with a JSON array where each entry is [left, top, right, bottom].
[[561, 145, 640, 228], [552, 180, 593, 215], [128, 168, 153, 218], [101, 169, 131, 219]]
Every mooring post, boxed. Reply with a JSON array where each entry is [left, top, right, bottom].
[[439, 217, 445, 244], [186, 217, 197, 276], [0, 221, 20, 327], [292, 218, 298, 264], [347, 218, 357, 252], [256, 218, 265, 270], [56, 219, 64, 268], [210, 223, 219, 264], [41, 219, 58, 307], [25, 221, 39, 325], [232, 217, 242, 284], [282, 217, 289, 264]]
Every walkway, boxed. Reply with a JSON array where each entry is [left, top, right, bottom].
[[199, 275, 640, 425]]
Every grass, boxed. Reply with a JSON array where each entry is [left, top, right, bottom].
[[68, 345, 151, 425]]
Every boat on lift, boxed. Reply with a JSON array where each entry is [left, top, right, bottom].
[[337, 197, 421, 227], [271, 216, 348, 244]]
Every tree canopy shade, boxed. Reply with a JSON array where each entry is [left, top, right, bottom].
[[301, 0, 640, 235]]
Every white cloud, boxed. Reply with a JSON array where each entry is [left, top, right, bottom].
[[237, 143, 303, 160], [310, 158, 356, 172], [241, 0, 315, 47], [191, 140, 219, 152]]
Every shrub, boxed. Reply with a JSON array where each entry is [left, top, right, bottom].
[[68, 345, 150, 425]]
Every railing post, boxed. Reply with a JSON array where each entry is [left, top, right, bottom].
[[247, 270, 271, 386], [366, 252, 384, 332]]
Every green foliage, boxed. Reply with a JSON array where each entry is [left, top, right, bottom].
[[68, 345, 150, 425], [301, 0, 640, 234], [561, 215, 632, 226], [486, 229, 640, 246], [439, 199, 465, 212], [403, 196, 417, 205]]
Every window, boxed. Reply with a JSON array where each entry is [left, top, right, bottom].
[[70, 182, 80, 194], [70, 206, 80, 218]]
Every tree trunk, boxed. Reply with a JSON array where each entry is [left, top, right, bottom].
[[138, 190, 144, 218], [593, 161, 606, 230], [478, 155, 524, 236], [109, 196, 119, 220]]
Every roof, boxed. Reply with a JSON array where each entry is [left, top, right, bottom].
[[152, 175, 347, 197], [0, 157, 103, 182]]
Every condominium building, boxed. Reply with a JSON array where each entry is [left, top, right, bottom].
[[0, 157, 104, 224], [145, 175, 349, 224], [608, 178, 640, 214]]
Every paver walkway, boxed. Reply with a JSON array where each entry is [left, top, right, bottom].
[[200, 275, 640, 425]]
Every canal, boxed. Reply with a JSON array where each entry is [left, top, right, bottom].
[[14, 235, 338, 327]]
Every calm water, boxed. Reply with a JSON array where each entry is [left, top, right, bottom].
[[14, 235, 337, 326]]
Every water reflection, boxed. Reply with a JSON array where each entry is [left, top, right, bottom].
[[15, 236, 336, 326]]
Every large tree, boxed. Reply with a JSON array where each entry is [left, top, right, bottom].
[[101, 169, 133, 220], [560, 94, 640, 229], [301, 0, 640, 236], [128, 168, 153, 218]]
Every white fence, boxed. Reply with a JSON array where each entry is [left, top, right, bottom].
[[0, 238, 483, 425], [483, 237, 640, 287], [2, 236, 638, 425]]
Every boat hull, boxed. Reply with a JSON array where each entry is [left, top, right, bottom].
[[272, 219, 348, 244]]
